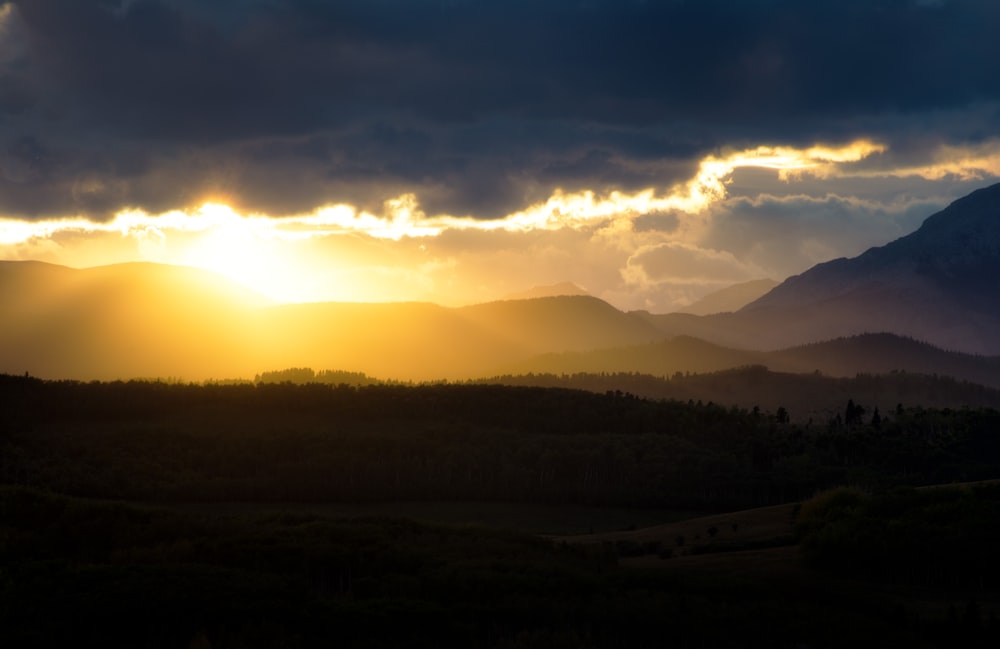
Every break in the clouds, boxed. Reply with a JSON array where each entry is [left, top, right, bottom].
[[1, 0, 1000, 310]]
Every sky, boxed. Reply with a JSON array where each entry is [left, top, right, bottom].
[[1, 0, 999, 310]]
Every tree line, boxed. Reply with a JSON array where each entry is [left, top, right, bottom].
[[3, 374, 999, 510]]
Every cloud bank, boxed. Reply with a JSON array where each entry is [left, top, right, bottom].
[[1, 0, 999, 310]]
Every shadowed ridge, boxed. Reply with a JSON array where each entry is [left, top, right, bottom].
[[508, 331, 1000, 389], [718, 182, 1000, 354], [769, 332, 1000, 387], [503, 334, 758, 376], [744, 181, 1000, 313]]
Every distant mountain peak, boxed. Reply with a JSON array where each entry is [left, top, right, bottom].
[[919, 181, 1000, 232], [903, 181, 1000, 272], [746, 181, 1000, 311], [731, 182, 1000, 354], [676, 278, 778, 315], [501, 282, 590, 301]]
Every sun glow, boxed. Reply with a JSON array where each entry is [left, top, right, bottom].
[[0, 138, 922, 304], [178, 204, 281, 298]]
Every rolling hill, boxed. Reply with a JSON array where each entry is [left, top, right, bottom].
[[5, 179, 1000, 384], [0, 262, 663, 381], [0, 261, 270, 380]]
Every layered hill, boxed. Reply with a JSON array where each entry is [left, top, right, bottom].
[[4, 258, 1000, 385], [255, 295, 662, 380], [0, 262, 662, 381], [0, 261, 270, 380], [5, 181, 1000, 382], [508, 332, 1000, 390]]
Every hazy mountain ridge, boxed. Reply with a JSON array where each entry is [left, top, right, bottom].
[[0, 261, 270, 380], [676, 278, 778, 315], [3, 258, 998, 385], [510, 332, 1000, 390], [242, 295, 664, 380], [0, 262, 662, 381], [501, 281, 590, 301], [747, 183, 1000, 311], [6, 178, 1000, 387], [734, 183, 1000, 352]]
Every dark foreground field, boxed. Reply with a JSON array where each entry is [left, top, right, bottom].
[[2, 375, 1000, 647]]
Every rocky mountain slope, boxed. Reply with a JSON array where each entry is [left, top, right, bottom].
[[737, 182, 1000, 353]]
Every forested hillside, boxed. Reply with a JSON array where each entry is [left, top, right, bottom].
[[479, 366, 1000, 421], [4, 374, 1000, 648], [4, 375, 999, 510]]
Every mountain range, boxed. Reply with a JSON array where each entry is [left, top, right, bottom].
[[2, 182, 1000, 383], [0, 262, 663, 381], [645, 183, 1000, 354]]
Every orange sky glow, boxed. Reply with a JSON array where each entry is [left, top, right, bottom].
[[2, 139, 999, 310]]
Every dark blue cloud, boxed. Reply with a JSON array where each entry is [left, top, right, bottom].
[[2, 0, 999, 219]]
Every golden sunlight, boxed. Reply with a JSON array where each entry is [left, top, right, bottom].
[[177, 204, 282, 298], [0, 138, 892, 304]]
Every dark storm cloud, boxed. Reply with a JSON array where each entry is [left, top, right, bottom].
[[3, 0, 999, 219]]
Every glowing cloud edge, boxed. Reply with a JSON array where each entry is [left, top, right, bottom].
[[0, 139, 893, 245]]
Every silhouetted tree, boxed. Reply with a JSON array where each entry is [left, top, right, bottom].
[[845, 399, 866, 428], [775, 406, 789, 424]]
